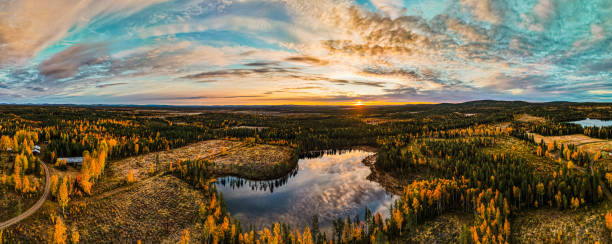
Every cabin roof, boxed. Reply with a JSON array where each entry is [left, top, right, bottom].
[[58, 157, 84, 163]]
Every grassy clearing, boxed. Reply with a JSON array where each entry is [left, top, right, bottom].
[[5, 174, 207, 243], [512, 201, 611, 243], [212, 143, 296, 180], [407, 211, 473, 243], [515, 114, 547, 123], [94, 140, 239, 194], [0, 187, 42, 222], [529, 133, 612, 171], [0, 152, 44, 222], [483, 136, 559, 175], [530, 133, 610, 150], [94, 140, 294, 194]]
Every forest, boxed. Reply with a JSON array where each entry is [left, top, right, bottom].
[[0, 101, 611, 243]]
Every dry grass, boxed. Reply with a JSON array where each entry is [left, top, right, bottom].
[[483, 136, 559, 175], [407, 211, 473, 243], [361, 118, 414, 125], [0, 152, 44, 222], [5, 175, 207, 243], [530, 133, 610, 150], [95, 140, 294, 193], [515, 114, 547, 123], [212, 143, 295, 179], [529, 133, 612, 170], [512, 202, 611, 243]]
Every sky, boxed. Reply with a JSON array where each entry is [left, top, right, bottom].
[[0, 0, 610, 105]]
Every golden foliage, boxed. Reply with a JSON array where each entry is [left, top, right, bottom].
[[127, 169, 135, 183], [605, 212, 612, 231], [52, 217, 67, 244]]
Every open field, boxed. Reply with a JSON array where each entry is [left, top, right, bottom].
[[512, 203, 611, 243], [95, 140, 295, 194], [530, 133, 612, 151], [483, 136, 560, 175], [529, 133, 612, 170], [4, 174, 207, 243], [0, 153, 45, 223], [407, 211, 473, 243], [515, 114, 547, 123], [0, 188, 43, 223]]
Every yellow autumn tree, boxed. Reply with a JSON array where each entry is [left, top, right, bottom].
[[503, 218, 511, 238], [50, 174, 59, 196], [127, 170, 135, 183], [0, 135, 11, 151], [52, 217, 67, 244], [58, 179, 69, 215], [392, 208, 404, 234], [71, 228, 80, 244], [178, 229, 190, 244]]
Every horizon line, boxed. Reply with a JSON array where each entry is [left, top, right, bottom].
[[1, 100, 610, 107]]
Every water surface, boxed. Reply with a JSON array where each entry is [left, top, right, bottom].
[[570, 118, 612, 127], [215, 150, 396, 231]]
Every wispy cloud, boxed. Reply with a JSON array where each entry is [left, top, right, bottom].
[[0, 0, 609, 104]]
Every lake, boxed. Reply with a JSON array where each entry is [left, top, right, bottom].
[[215, 150, 397, 232], [570, 118, 612, 127]]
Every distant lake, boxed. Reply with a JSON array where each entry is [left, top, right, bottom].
[[570, 118, 612, 127], [215, 150, 397, 232]]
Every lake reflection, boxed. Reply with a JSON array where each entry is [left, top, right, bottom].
[[570, 118, 612, 127], [215, 150, 397, 232]]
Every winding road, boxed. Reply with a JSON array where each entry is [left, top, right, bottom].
[[0, 161, 50, 230]]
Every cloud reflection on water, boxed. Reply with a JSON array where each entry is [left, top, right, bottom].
[[216, 150, 397, 232]]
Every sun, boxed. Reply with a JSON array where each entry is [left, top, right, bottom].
[[354, 100, 363, 106]]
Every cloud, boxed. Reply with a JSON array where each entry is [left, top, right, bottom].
[[38, 43, 108, 79], [587, 61, 612, 73], [244, 61, 280, 67], [588, 90, 612, 95], [181, 67, 295, 79], [383, 87, 419, 96], [139, 94, 264, 101], [459, 0, 501, 24], [0, 0, 610, 104], [591, 24, 604, 41], [351, 81, 385, 87], [26, 86, 48, 92], [285, 56, 329, 66], [0, 0, 167, 67], [370, 0, 405, 19], [533, 0, 555, 20], [443, 16, 490, 43], [96, 82, 127, 88]]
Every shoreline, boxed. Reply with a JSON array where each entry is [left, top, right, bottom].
[[361, 153, 410, 196]]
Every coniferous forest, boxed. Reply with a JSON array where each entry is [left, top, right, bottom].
[[1, 101, 612, 243]]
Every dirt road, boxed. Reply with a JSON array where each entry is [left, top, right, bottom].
[[0, 161, 50, 230]]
